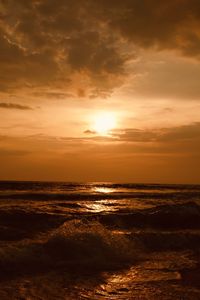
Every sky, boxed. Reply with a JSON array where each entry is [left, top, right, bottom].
[[0, 0, 200, 183]]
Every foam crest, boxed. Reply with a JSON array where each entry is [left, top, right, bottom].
[[45, 220, 138, 268], [0, 220, 139, 280]]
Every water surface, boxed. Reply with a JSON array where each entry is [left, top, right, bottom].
[[0, 181, 200, 299]]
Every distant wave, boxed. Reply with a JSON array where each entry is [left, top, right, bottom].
[[1, 180, 200, 190], [98, 202, 200, 230], [131, 231, 200, 251], [0, 202, 200, 243], [0, 190, 199, 202], [0, 209, 66, 241]]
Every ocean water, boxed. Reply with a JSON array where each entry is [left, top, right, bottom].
[[0, 181, 200, 299]]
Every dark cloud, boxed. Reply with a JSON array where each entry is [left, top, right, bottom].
[[93, 0, 200, 57], [84, 130, 97, 135], [158, 122, 200, 142], [0, 102, 32, 110], [67, 31, 124, 74], [113, 128, 157, 142], [0, 31, 60, 91], [114, 122, 200, 143], [1, 0, 200, 99], [31, 91, 74, 99], [0, 0, 126, 96]]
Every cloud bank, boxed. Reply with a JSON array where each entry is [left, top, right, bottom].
[[1, 0, 200, 98]]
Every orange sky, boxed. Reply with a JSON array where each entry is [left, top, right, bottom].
[[0, 0, 200, 183]]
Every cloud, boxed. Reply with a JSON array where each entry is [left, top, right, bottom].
[[0, 102, 32, 110], [67, 31, 124, 74], [31, 91, 74, 99], [1, 0, 200, 101], [113, 122, 200, 143], [128, 53, 200, 100], [0, 0, 127, 97], [158, 122, 200, 142], [93, 0, 200, 58], [84, 130, 97, 135]]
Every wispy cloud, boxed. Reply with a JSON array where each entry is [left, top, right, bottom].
[[84, 130, 97, 135], [0, 103, 33, 110], [112, 122, 200, 143]]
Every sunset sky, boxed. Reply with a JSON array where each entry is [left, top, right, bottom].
[[0, 0, 200, 183]]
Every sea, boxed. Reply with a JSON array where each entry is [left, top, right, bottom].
[[0, 181, 200, 299]]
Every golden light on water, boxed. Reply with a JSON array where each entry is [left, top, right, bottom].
[[92, 187, 115, 193], [85, 186, 115, 212]]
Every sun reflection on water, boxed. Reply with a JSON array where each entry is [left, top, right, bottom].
[[83, 202, 110, 213], [92, 187, 115, 194], [85, 187, 115, 212]]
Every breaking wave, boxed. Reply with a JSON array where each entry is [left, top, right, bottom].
[[0, 220, 139, 280]]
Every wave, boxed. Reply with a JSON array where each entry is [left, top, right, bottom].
[[0, 190, 199, 202], [1, 181, 200, 191], [97, 202, 200, 230], [0, 217, 199, 282], [45, 220, 138, 267], [0, 209, 66, 241], [0, 202, 199, 243], [0, 220, 139, 280], [131, 231, 200, 251], [0, 214, 199, 283]]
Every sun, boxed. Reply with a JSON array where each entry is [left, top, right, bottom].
[[93, 112, 116, 135]]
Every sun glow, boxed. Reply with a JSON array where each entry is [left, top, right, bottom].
[[93, 112, 116, 135]]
